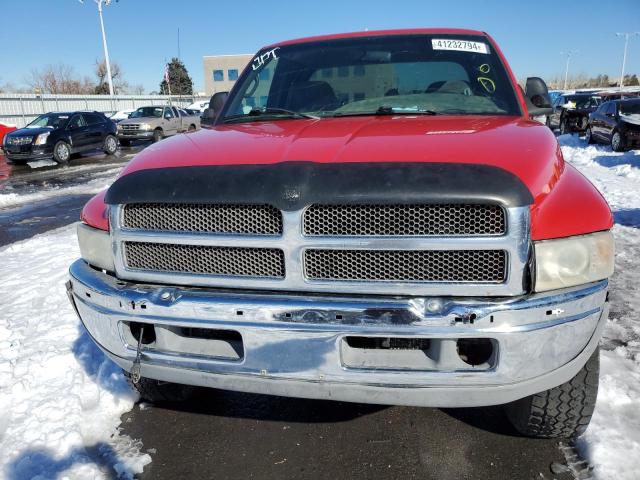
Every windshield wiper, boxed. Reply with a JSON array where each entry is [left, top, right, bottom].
[[223, 107, 318, 123], [332, 106, 440, 117]]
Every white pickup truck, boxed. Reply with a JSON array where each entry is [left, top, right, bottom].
[[117, 105, 200, 145]]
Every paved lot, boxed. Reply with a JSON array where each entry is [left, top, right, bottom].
[[0, 145, 581, 480], [123, 390, 575, 480]]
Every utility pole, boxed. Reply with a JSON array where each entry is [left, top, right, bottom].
[[80, 0, 116, 96], [616, 32, 640, 91], [560, 51, 576, 90]]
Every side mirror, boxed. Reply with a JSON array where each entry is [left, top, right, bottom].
[[524, 77, 552, 117], [202, 91, 229, 126]]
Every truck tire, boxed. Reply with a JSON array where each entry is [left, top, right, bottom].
[[53, 141, 71, 163], [119, 139, 131, 147], [103, 134, 118, 155], [585, 127, 595, 144], [559, 118, 569, 135], [504, 346, 599, 439], [188, 124, 196, 132], [611, 131, 625, 152], [125, 372, 196, 403], [152, 129, 163, 143]]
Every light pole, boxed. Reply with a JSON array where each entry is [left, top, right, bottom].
[[560, 51, 576, 90], [616, 32, 640, 90], [80, 0, 115, 96]]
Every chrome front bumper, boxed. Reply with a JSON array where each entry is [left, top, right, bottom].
[[68, 259, 609, 407]]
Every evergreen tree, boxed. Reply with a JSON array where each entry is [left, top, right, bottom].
[[160, 58, 193, 95]]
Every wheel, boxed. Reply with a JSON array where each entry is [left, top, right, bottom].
[[53, 141, 71, 163], [585, 127, 595, 144], [119, 139, 131, 147], [152, 129, 163, 143], [103, 134, 118, 155], [188, 124, 196, 132], [505, 346, 599, 439], [559, 118, 569, 135], [611, 131, 625, 152], [125, 372, 196, 403]]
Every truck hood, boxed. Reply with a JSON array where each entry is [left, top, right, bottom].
[[119, 115, 563, 206], [118, 118, 158, 124]]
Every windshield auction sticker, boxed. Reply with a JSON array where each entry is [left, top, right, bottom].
[[431, 39, 488, 54]]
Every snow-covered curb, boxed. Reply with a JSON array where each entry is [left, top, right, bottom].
[[0, 225, 150, 479], [560, 135, 640, 480]]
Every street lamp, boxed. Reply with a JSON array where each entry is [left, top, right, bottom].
[[616, 32, 640, 91], [79, 0, 116, 96], [560, 51, 576, 91]]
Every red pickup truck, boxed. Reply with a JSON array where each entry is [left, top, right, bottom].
[[67, 29, 614, 439]]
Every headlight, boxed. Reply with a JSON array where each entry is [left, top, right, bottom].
[[534, 231, 614, 292], [34, 132, 50, 145], [139, 123, 152, 130], [117, 124, 123, 130], [77, 223, 114, 272]]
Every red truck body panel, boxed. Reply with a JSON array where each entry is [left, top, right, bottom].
[[82, 29, 613, 240]]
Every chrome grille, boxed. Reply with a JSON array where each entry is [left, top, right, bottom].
[[6, 136, 33, 146], [112, 205, 529, 296], [123, 203, 283, 235], [120, 124, 141, 131], [124, 242, 285, 278], [304, 249, 506, 283], [303, 204, 505, 236]]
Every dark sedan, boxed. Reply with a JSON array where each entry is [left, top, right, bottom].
[[586, 99, 640, 151], [2, 111, 118, 164], [546, 93, 602, 134]]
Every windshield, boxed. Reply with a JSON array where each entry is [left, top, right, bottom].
[[130, 107, 164, 118], [565, 95, 601, 109], [26, 113, 69, 129], [220, 34, 522, 123], [620, 101, 640, 115]]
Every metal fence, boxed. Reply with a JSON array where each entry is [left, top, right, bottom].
[[0, 94, 210, 128]]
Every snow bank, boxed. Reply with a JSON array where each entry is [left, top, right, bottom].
[[560, 135, 640, 480], [0, 224, 150, 479]]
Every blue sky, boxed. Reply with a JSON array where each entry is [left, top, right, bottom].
[[0, 0, 638, 93]]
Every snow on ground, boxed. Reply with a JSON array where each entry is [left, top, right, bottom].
[[0, 225, 151, 479], [559, 135, 640, 480]]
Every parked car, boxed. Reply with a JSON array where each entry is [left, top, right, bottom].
[[186, 100, 210, 113], [183, 108, 202, 116], [546, 93, 602, 134], [547, 90, 562, 103], [3, 111, 117, 163], [69, 28, 613, 440], [595, 90, 640, 102], [110, 109, 135, 123], [0, 122, 17, 151], [586, 98, 640, 151], [116, 105, 200, 145]]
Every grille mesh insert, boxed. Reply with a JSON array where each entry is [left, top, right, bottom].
[[303, 204, 505, 236], [304, 249, 506, 283], [125, 242, 285, 278], [123, 203, 283, 235]]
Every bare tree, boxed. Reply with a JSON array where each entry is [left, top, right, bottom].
[[26, 64, 95, 94], [95, 59, 128, 94], [130, 84, 145, 95]]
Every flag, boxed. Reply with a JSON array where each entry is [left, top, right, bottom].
[[164, 64, 170, 83]]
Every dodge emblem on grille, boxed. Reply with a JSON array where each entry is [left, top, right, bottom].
[[282, 187, 301, 202]]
